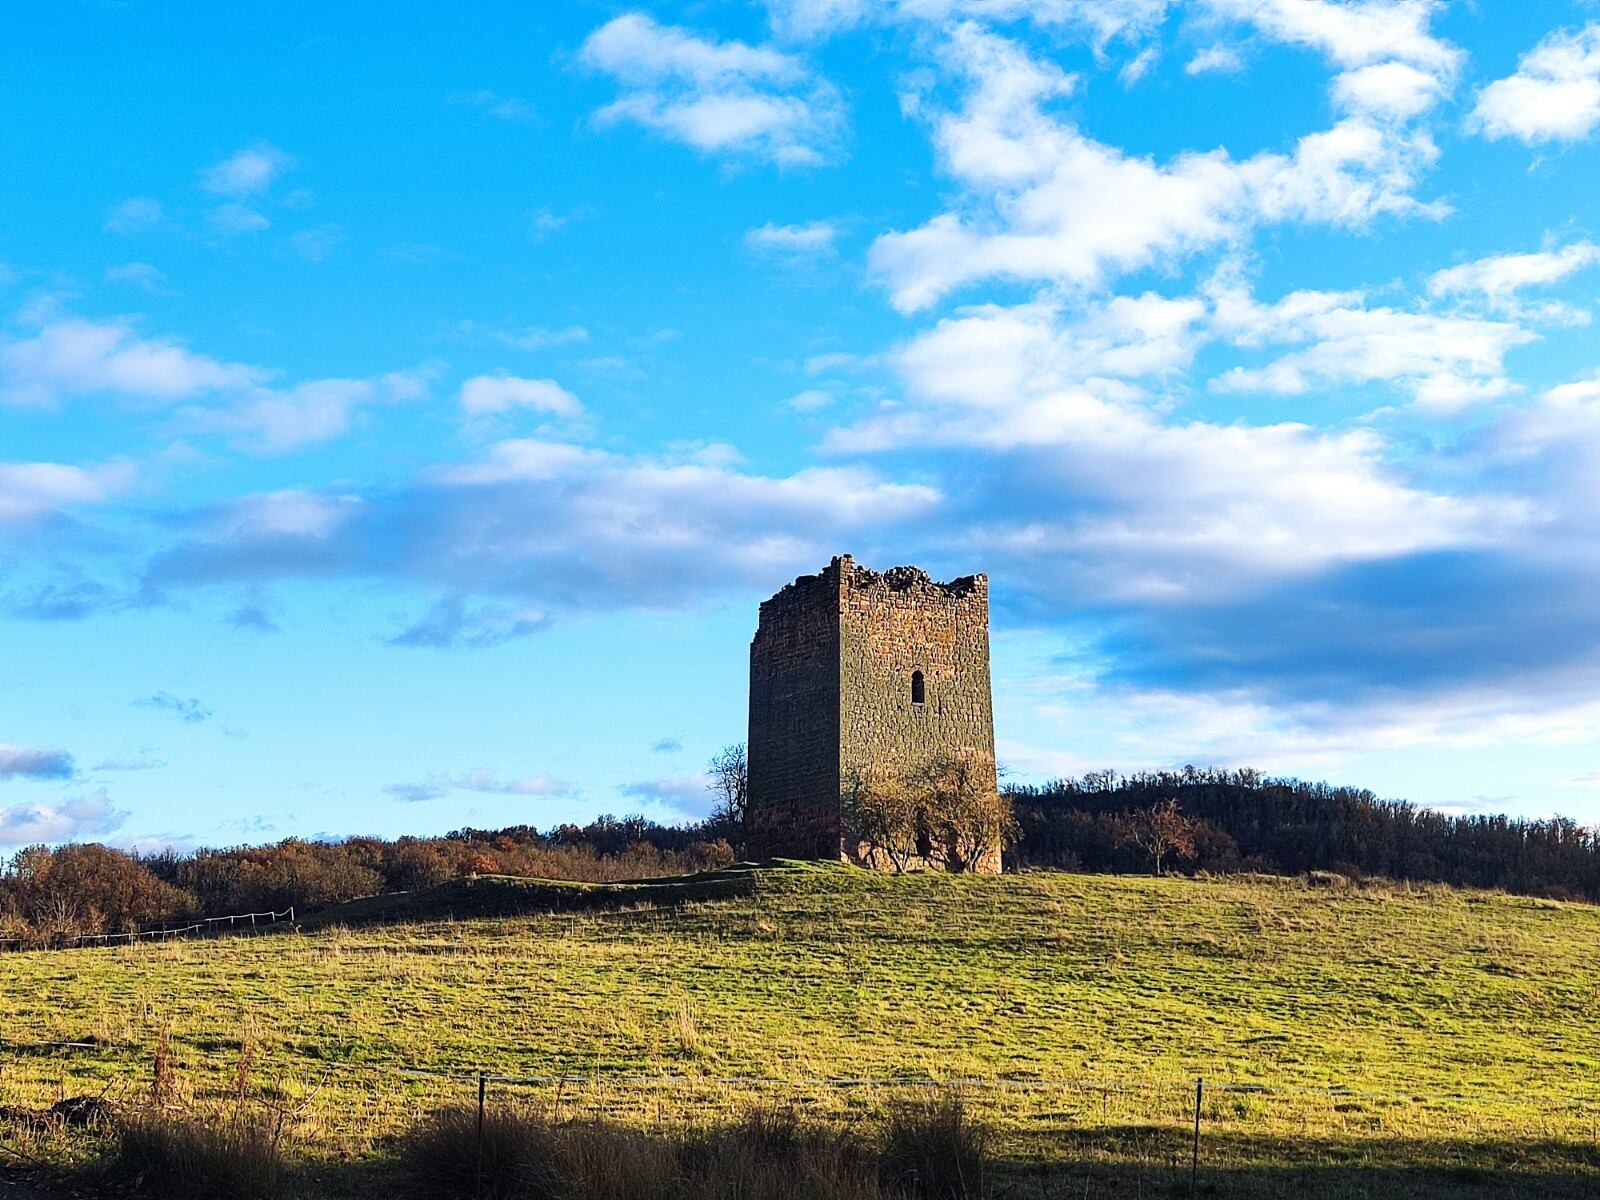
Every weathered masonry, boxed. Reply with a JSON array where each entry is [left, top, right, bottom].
[[746, 555, 999, 872]]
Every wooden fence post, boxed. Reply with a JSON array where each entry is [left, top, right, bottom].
[[1190, 1077, 1203, 1196], [476, 1072, 487, 1199]]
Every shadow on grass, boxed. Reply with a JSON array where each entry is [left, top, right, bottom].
[[295, 860, 803, 931], [997, 1125, 1600, 1199]]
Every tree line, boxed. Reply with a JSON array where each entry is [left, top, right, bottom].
[[7, 761, 1600, 944], [1009, 767, 1600, 899], [0, 818, 736, 946]]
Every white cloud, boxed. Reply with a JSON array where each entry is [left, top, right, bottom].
[[0, 789, 126, 848], [826, 296, 1523, 600], [1205, 0, 1459, 74], [150, 437, 941, 620], [581, 12, 845, 166], [1186, 45, 1244, 76], [767, 0, 1172, 47], [788, 388, 835, 411], [496, 325, 589, 350], [0, 315, 266, 407], [200, 143, 294, 196], [1209, 275, 1535, 412], [1470, 23, 1600, 144], [870, 25, 1446, 311], [745, 220, 839, 260], [104, 262, 173, 294], [1427, 240, 1600, 321], [459, 375, 582, 418], [104, 197, 163, 235], [0, 460, 135, 525], [179, 370, 429, 454], [1119, 45, 1160, 86], [1332, 61, 1446, 118]]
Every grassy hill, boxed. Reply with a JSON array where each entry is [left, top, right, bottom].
[[3, 863, 1599, 1196]]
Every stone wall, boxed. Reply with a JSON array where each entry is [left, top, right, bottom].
[[837, 561, 999, 872], [747, 555, 1000, 872], [746, 563, 843, 860]]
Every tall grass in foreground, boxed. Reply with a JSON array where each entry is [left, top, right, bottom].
[[403, 1097, 989, 1200], [109, 1108, 287, 1199]]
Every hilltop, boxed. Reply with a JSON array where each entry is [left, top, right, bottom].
[[2, 864, 1598, 1197]]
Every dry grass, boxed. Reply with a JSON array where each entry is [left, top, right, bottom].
[[108, 1107, 288, 1199], [3, 864, 1599, 1197], [400, 1098, 973, 1200]]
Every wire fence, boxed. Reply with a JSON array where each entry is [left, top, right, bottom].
[[0, 907, 294, 953], [5, 1037, 1599, 1196], [6, 1036, 1598, 1115]]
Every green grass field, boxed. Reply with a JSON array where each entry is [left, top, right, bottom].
[[3, 863, 1599, 1196]]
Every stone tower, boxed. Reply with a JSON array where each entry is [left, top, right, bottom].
[[746, 555, 999, 872]]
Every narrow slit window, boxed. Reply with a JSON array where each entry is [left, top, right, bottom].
[[911, 670, 926, 705]]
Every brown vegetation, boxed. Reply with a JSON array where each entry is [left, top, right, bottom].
[[401, 1099, 987, 1200], [0, 818, 736, 945], [846, 750, 1014, 872]]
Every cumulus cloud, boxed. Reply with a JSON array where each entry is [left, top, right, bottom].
[[180, 369, 430, 454], [0, 744, 75, 780], [0, 460, 135, 525], [1470, 23, 1600, 144], [581, 12, 846, 167], [144, 440, 939, 618], [386, 769, 571, 802], [745, 220, 840, 261], [1208, 275, 1535, 412], [200, 143, 294, 196], [1207, 0, 1459, 74], [1427, 241, 1600, 321], [870, 25, 1448, 311], [0, 315, 266, 407], [766, 0, 1171, 46], [788, 388, 835, 411], [458, 375, 582, 418], [827, 294, 1524, 601], [1186, 46, 1245, 76], [104, 262, 173, 294], [0, 789, 126, 847]]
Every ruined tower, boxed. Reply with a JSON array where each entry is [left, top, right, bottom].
[[746, 555, 999, 872]]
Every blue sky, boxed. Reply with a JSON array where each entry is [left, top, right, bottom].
[[4, 0, 1600, 850]]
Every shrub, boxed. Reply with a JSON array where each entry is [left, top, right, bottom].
[[880, 1094, 990, 1200], [402, 1103, 906, 1200], [403, 1102, 560, 1199], [109, 1108, 287, 1199]]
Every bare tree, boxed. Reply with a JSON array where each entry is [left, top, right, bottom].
[[919, 748, 1014, 872], [707, 743, 749, 845], [844, 763, 922, 872], [1117, 799, 1200, 876]]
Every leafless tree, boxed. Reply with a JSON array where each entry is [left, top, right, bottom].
[[1117, 799, 1200, 876], [844, 763, 922, 872], [919, 748, 1015, 872], [707, 742, 749, 844]]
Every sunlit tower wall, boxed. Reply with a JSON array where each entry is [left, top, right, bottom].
[[746, 555, 998, 871]]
